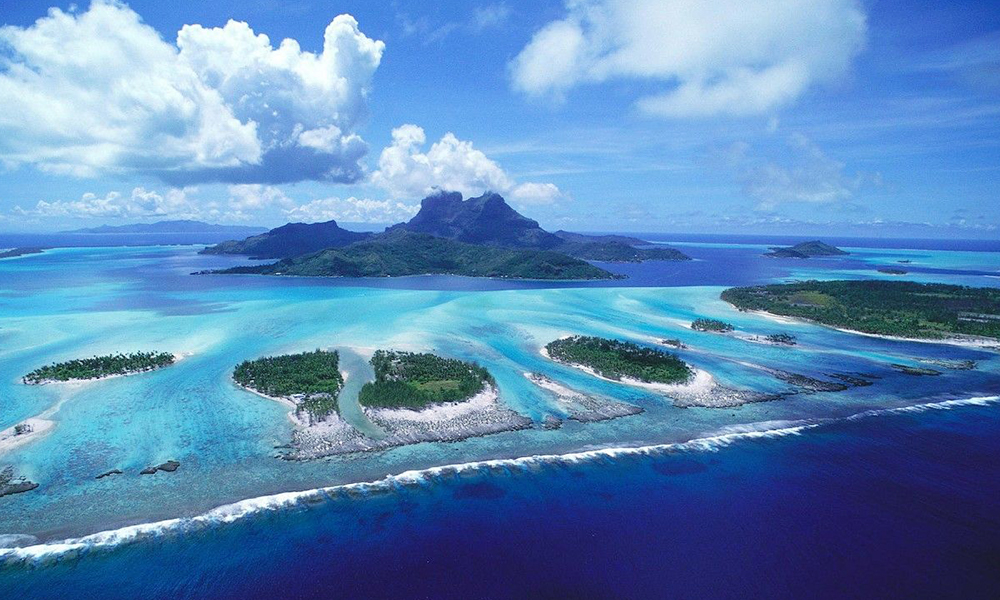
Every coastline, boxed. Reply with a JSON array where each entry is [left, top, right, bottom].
[[539, 345, 777, 408], [0, 418, 54, 455], [525, 372, 643, 422], [3, 393, 998, 560], [23, 352, 188, 387], [236, 371, 532, 459], [539, 345, 713, 396], [743, 309, 999, 350], [3, 354, 191, 455]]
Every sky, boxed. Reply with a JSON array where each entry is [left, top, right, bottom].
[[0, 0, 998, 238]]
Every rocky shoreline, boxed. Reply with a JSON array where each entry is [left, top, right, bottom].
[[0, 467, 38, 498], [279, 386, 532, 460], [541, 346, 775, 408], [526, 372, 644, 424]]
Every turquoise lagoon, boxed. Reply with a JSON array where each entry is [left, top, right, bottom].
[[1, 242, 998, 546]]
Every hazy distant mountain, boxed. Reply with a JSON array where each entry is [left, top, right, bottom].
[[64, 220, 267, 235], [208, 230, 615, 280], [764, 240, 849, 258], [201, 220, 371, 259], [552, 231, 650, 246], [554, 240, 690, 262]]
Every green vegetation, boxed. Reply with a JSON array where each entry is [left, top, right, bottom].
[[210, 231, 615, 280], [764, 240, 848, 258], [358, 350, 494, 410], [0, 247, 46, 259], [765, 333, 797, 345], [545, 336, 692, 384], [691, 318, 735, 333], [721, 280, 1000, 340], [201, 220, 370, 259], [23, 351, 175, 384], [233, 350, 343, 421]]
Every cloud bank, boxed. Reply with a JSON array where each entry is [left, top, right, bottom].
[[510, 0, 866, 116], [721, 133, 882, 210], [371, 124, 565, 206], [0, 1, 384, 183], [15, 188, 200, 219]]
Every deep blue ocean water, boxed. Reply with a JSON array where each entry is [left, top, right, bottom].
[[4, 400, 1000, 599], [1, 235, 999, 599]]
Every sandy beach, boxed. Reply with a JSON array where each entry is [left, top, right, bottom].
[[0, 419, 55, 455], [745, 308, 998, 350]]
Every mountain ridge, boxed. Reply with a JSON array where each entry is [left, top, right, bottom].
[[64, 220, 267, 235], [206, 230, 616, 280], [201, 220, 371, 259]]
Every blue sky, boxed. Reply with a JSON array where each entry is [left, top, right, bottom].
[[0, 0, 998, 237]]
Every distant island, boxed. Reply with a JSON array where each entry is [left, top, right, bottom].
[[23, 351, 176, 384], [0, 247, 47, 259], [201, 220, 371, 259], [722, 280, 1000, 341], [544, 336, 692, 384], [63, 220, 267, 236], [358, 350, 494, 409], [207, 230, 616, 280], [201, 191, 689, 281], [764, 240, 848, 258], [691, 318, 734, 333], [233, 350, 344, 422]]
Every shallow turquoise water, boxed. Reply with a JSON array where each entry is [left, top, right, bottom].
[[1, 243, 998, 545]]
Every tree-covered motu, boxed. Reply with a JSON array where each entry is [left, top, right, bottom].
[[358, 350, 494, 410], [545, 336, 692, 384], [23, 351, 175, 384], [722, 280, 1000, 340], [691, 318, 734, 333], [233, 350, 343, 423]]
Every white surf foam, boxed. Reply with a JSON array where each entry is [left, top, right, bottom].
[[2, 394, 997, 564]]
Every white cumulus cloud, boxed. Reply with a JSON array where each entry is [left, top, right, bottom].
[[724, 133, 882, 210], [371, 124, 565, 206], [226, 184, 295, 211], [0, 1, 384, 183], [510, 0, 866, 117], [285, 197, 418, 224], [14, 187, 200, 219]]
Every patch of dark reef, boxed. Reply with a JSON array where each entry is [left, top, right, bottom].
[[0, 467, 38, 498], [140, 460, 180, 475]]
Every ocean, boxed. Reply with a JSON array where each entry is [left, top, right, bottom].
[[1, 235, 998, 598]]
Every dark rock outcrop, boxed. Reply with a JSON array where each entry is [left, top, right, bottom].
[[0, 466, 38, 497], [140, 460, 180, 475]]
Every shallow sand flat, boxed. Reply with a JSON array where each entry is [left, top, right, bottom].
[[526, 372, 643, 422], [271, 386, 533, 459], [0, 419, 54, 455]]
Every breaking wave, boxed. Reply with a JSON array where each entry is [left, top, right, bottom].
[[2, 394, 997, 566]]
